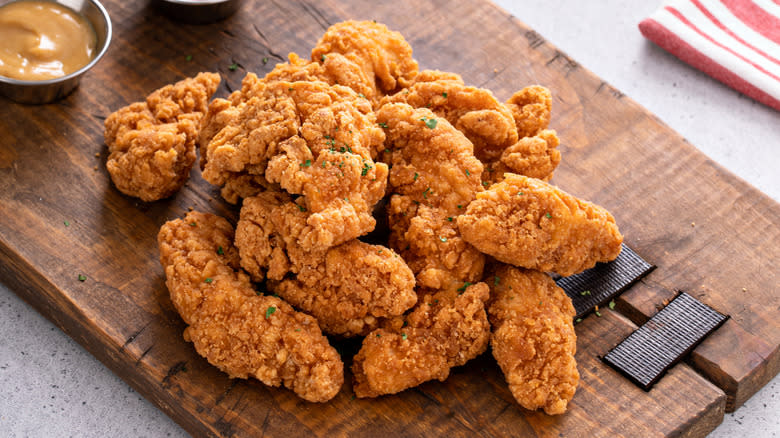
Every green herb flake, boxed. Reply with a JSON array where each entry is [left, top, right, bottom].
[[575, 318, 582, 323], [255, 290, 262, 296], [288, 87, 293, 91], [378, 122, 388, 129], [228, 62, 239, 71], [493, 276, 500, 286], [204, 278, 213, 284], [361, 162, 372, 176], [64, 220, 70, 227], [442, 92, 448, 98], [295, 328, 301, 332], [265, 306, 276, 319], [77, 274, 86, 282], [376, 333, 381, 338], [465, 169, 470, 176], [482, 181, 489, 187], [545, 212, 552, 219], [350, 394, 356, 401], [262, 57, 269, 64], [297, 204, 307, 212], [217, 246, 224, 255], [424, 117, 437, 129], [413, 172, 419, 181], [300, 159, 312, 168], [447, 217, 453, 222], [189, 222, 197, 227], [518, 191, 524, 196], [456, 282, 473, 293], [401, 333, 408, 340], [422, 187, 431, 199], [580, 290, 591, 296], [595, 310, 602, 317], [185, 55, 193, 62], [609, 300, 616, 310], [457, 204, 462, 209], [321, 160, 327, 168], [320, 54, 326, 62], [358, 93, 366, 99], [439, 236, 447, 242]]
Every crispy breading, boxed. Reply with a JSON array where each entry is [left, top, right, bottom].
[[311, 20, 418, 104], [487, 265, 579, 415], [157, 211, 343, 402], [457, 174, 623, 276], [352, 282, 491, 397], [382, 70, 518, 163], [105, 72, 220, 201], [377, 102, 485, 288], [485, 129, 561, 184], [235, 192, 417, 337], [506, 85, 552, 139], [199, 74, 387, 248]]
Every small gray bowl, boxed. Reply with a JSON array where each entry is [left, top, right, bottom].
[[155, 0, 243, 24], [0, 0, 112, 104]]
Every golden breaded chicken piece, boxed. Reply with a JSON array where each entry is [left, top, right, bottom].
[[486, 129, 561, 184], [157, 211, 343, 402], [352, 282, 491, 397], [457, 174, 623, 276], [377, 102, 485, 289], [506, 85, 552, 139], [311, 20, 419, 105], [487, 265, 579, 415], [235, 192, 417, 337], [382, 70, 518, 163], [199, 74, 387, 248], [105, 72, 220, 201]]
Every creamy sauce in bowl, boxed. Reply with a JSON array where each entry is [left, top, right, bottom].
[[0, 1, 97, 81]]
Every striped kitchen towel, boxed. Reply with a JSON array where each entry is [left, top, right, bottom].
[[639, 0, 780, 111]]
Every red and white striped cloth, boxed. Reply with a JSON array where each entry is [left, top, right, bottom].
[[639, 0, 780, 111]]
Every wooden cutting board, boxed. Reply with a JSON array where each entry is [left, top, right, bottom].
[[0, 0, 777, 436]]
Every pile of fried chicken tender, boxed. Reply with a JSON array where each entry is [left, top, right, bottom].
[[104, 21, 623, 415]]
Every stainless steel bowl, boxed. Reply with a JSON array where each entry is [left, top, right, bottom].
[[155, 0, 243, 24], [0, 0, 112, 104]]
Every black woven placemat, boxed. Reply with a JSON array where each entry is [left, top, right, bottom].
[[602, 291, 729, 390]]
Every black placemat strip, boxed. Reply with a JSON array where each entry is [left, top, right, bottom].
[[556, 244, 655, 319], [602, 292, 729, 390]]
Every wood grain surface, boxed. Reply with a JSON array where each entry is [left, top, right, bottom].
[[0, 0, 777, 436]]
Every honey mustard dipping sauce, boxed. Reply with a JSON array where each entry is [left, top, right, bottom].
[[0, 1, 97, 81]]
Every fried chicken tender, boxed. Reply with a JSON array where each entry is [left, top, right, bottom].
[[199, 73, 387, 248], [382, 70, 518, 163], [506, 85, 552, 139], [487, 265, 579, 415], [105, 72, 220, 201], [457, 174, 623, 276], [235, 191, 417, 337], [486, 129, 561, 184], [157, 211, 343, 402], [377, 102, 485, 289], [311, 20, 419, 105], [352, 282, 491, 397]]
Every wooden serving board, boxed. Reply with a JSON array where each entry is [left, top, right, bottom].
[[0, 0, 777, 436]]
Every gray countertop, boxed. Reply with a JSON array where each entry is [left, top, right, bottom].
[[1, 1, 778, 436]]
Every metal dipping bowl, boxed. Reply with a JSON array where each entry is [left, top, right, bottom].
[[0, 0, 112, 104], [155, 0, 243, 24]]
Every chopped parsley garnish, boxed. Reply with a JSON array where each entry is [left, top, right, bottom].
[[494, 276, 500, 286], [265, 306, 276, 319], [609, 300, 616, 310], [64, 220, 70, 227], [575, 318, 582, 323], [595, 310, 602, 317], [422, 187, 431, 199], [300, 159, 312, 167], [204, 278, 213, 284], [77, 274, 86, 282], [320, 54, 326, 62], [518, 191, 524, 196], [419, 117, 438, 129], [228, 62, 239, 71], [457, 204, 462, 209], [361, 162, 372, 176], [545, 212, 552, 218], [262, 57, 269, 64], [378, 122, 388, 128], [297, 204, 307, 212], [185, 55, 193, 62], [413, 172, 419, 181], [321, 160, 327, 168], [447, 217, 453, 222], [442, 92, 448, 98], [189, 222, 197, 227], [439, 237, 447, 242], [217, 246, 224, 255], [482, 181, 489, 187], [376, 333, 381, 338], [401, 333, 408, 340], [465, 169, 470, 176], [456, 282, 472, 292], [580, 290, 591, 296]]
